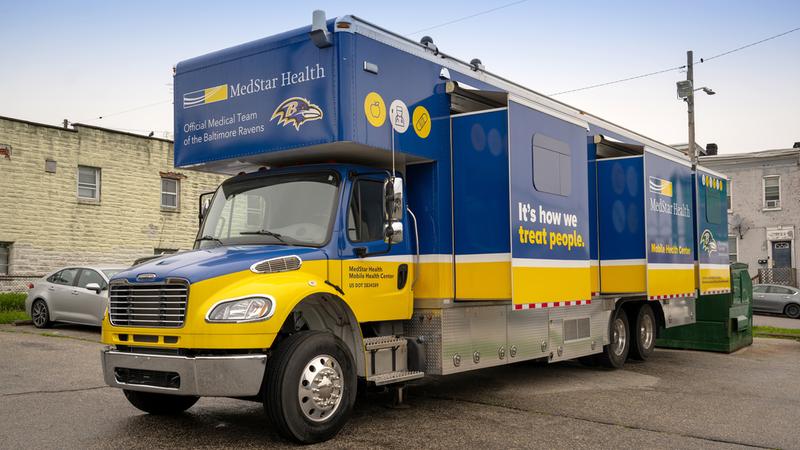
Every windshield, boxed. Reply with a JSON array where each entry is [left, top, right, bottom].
[[198, 171, 339, 248]]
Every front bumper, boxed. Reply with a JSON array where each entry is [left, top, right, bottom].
[[101, 348, 267, 397]]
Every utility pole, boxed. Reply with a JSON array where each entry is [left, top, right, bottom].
[[686, 50, 696, 169]]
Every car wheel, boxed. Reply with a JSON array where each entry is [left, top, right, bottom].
[[598, 308, 630, 369], [785, 304, 800, 319], [123, 390, 199, 415], [264, 331, 356, 444], [31, 299, 52, 329], [629, 304, 656, 361]]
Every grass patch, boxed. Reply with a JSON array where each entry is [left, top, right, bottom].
[[0, 292, 26, 311], [0, 310, 30, 324], [753, 326, 800, 338]]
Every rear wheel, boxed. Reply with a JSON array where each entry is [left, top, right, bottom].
[[598, 308, 630, 368], [123, 390, 199, 415], [264, 331, 356, 444], [629, 304, 656, 361], [31, 299, 51, 328], [785, 303, 800, 319]]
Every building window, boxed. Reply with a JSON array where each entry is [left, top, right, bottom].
[[154, 248, 178, 256], [763, 175, 780, 209], [246, 194, 266, 227], [726, 179, 732, 212], [728, 234, 738, 263], [77, 166, 100, 200], [0, 242, 10, 275], [161, 178, 179, 209], [532, 133, 571, 196]]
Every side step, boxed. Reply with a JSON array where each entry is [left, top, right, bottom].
[[363, 336, 425, 386], [370, 370, 425, 386]]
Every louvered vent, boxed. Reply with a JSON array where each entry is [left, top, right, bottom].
[[250, 255, 302, 274]]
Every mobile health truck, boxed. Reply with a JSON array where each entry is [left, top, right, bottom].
[[100, 12, 730, 443]]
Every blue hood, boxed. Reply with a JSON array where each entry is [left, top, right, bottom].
[[114, 246, 328, 284]]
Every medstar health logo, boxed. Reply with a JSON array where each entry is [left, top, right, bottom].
[[700, 229, 718, 255], [270, 97, 323, 131]]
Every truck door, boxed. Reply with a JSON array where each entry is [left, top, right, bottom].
[[340, 175, 414, 322]]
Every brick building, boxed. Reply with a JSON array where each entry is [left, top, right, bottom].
[[0, 116, 227, 288], [700, 146, 800, 285]]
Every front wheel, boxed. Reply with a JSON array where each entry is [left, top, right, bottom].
[[123, 390, 199, 415], [264, 331, 356, 444], [785, 303, 800, 319]]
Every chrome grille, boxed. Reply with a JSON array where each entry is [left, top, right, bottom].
[[250, 255, 302, 274], [109, 281, 188, 328]]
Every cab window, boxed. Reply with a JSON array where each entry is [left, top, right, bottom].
[[347, 180, 385, 242], [77, 269, 106, 290]]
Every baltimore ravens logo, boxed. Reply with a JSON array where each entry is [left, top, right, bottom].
[[270, 97, 323, 131], [700, 229, 718, 255]]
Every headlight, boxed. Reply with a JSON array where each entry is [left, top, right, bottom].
[[206, 296, 275, 323]]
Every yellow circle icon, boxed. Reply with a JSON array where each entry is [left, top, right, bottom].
[[364, 92, 386, 127], [412, 105, 431, 139]]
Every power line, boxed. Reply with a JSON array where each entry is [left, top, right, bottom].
[[406, 0, 528, 36], [76, 99, 172, 123], [549, 25, 800, 96]]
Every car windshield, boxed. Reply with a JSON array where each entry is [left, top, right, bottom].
[[197, 171, 340, 248], [101, 269, 123, 278]]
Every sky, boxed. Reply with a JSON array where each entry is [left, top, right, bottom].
[[1, 0, 798, 154]]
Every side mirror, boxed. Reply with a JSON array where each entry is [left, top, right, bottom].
[[385, 221, 403, 244], [85, 283, 102, 294], [383, 177, 404, 222], [198, 191, 215, 225]]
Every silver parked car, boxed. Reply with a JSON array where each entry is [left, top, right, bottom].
[[752, 284, 800, 319], [25, 265, 127, 328]]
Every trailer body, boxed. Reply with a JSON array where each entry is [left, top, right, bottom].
[[100, 13, 730, 443]]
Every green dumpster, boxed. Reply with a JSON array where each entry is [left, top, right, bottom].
[[656, 263, 753, 353]]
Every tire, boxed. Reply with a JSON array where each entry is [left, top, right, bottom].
[[785, 303, 800, 319], [123, 390, 199, 415], [629, 304, 656, 361], [31, 299, 52, 329], [598, 308, 630, 369], [264, 331, 356, 444]]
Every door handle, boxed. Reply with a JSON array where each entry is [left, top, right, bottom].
[[47, 287, 55, 291], [71, 290, 80, 295], [397, 264, 409, 290]]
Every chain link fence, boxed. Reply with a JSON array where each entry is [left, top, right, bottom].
[[756, 268, 798, 287], [0, 275, 44, 294]]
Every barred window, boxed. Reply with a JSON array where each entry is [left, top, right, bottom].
[[0, 242, 10, 275]]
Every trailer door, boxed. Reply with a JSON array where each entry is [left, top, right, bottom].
[[507, 98, 591, 308]]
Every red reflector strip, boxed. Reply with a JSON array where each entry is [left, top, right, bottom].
[[513, 300, 591, 310], [648, 292, 696, 300]]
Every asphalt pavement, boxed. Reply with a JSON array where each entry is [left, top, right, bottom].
[[753, 312, 800, 329], [1, 324, 799, 449]]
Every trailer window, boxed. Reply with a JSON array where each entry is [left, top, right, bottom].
[[348, 180, 385, 243], [705, 186, 723, 225], [532, 134, 571, 196]]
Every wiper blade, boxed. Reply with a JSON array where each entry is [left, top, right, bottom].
[[239, 229, 291, 244], [195, 235, 224, 246]]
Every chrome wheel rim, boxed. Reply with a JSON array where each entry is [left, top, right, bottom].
[[32, 302, 47, 327], [612, 317, 627, 357], [640, 313, 655, 350], [297, 354, 343, 422]]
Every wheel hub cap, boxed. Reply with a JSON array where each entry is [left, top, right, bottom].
[[612, 318, 627, 357], [298, 354, 343, 422], [639, 314, 654, 349]]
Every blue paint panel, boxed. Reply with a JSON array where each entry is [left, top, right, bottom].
[[596, 157, 646, 261], [696, 169, 729, 265], [174, 32, 337, 167], [509, 101, 589, 262], [350, 35, 451, 161], [453, 110, 510, 255], [113, 246, 327, 285], [645, 153, 695, 265]]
